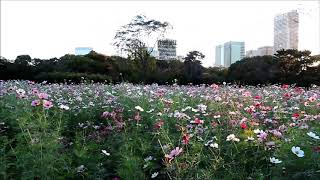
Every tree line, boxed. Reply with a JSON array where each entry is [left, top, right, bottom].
[[0, 49, 319, 87]]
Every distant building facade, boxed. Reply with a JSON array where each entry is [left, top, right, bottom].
[[245, 50, 258, 57], [215, 41, 245, 67], [157, 39, 177, 60], [215, 45, 224, 66], [246, 46, 274, 57], [215, 42, 245, 67], [75, 47, 93, 55], [274, 10, 299, 53]]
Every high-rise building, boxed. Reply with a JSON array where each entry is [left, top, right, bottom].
[[223, 41, 245, 67], [157, 39, 177, 60], [215, 45, 224, 66], [75, 47, 93, 55], [274, 10, 299, 53], [215, 41, 245, 67], [246, 46, 274, 57]]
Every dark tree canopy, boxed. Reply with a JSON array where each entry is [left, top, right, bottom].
[[0, 49, 319, 87]]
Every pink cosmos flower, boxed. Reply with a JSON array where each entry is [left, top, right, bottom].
[[309, 96, 316, 102], [272, 130, 282, 138], [154, 120, 164, 129], [294, 87, 303, 93], [281, 84, 289, 89], [182, 134, 190, 145], [38, 93, 49, 99], [165, 147, 183, 160], [134, 112, 141, 122], [43, 100, 53, 109], [191, 118, 204, 125], [254, 95, 262, 99], [211, 83, 219, 90], [101, 111, 110, 118], [257, 131, 268, 141], [242, 91, 251, 97], [32, 88, 39, 95], [283, 93, 291, 99], [254, 102, 261, 109], [31, 100, 41, 107]]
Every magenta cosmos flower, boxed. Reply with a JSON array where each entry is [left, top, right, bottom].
[[31, 100, 41, 107]]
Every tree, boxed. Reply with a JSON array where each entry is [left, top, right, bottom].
[[113, 14, 172, 76], [183, 51, 205, 83], [274, 49, 318, 85], [15, 55, 32, 66], [228, 55, 278, 85]]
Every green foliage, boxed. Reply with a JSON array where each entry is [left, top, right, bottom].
[[228, 49, 320, 86], [0, 49, 319, 87]]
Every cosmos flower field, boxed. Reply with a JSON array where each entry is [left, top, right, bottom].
[[0, 80, 319, 179]]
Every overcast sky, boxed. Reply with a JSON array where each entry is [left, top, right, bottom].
[[1, 0, 319, 67]]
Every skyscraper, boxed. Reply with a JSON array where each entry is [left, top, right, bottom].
[[223, 41, 245, 67], [215, 45, 224, 66], [215, 41, 245, 67], [274, 10, 299, 53], [157, 39, 177, 60]]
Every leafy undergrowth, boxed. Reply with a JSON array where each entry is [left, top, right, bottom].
[[0, 80, 319, 179]]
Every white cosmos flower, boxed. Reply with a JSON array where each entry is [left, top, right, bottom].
[[291, 146, 304, 157], [213, 115, 221, 119], [151, 172, 159, 178], [101, 150, 110, 156], [210, 143, 219, 148], [246, 136, 255, 141], [226, 134, 240, 142], [59, 104, 70, 110], [76, 165, 85, 173], [307, 132, 320, 140], [204, 139, 213, 146], [254, 129, 264, 134], [197, 104, 207, 112], [191, 108, 198, 112], [135, 106, 144, 112], [270, 157, 282, 164], [16, 88, 26, 95], [144, 156, 153, 162]]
